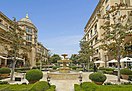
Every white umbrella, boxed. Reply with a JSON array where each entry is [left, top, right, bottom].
[[94, 61, 105, 64], [0, 55, 8, 59], [120, 57, 132, 62], [107, 59, 117, 63]]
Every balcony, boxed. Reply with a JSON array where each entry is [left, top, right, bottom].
[[0, 23, 9, 31]]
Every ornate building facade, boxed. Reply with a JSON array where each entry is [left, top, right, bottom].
[[82, 0, 132, 67], [0, 12, 49, 67]]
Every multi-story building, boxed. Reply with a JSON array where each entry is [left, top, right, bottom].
[[36, 42, 49, 65], [0, 12, 49, 67], [82, 0, 132, 67]]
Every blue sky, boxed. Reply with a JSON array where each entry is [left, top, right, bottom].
[[0, 0, 99, 57]]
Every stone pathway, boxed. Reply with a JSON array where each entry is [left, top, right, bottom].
[[0, 72, 130, 91]]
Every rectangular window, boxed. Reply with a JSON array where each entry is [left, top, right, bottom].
[[125, 0, 130, 6], [105, 0, 109, 4], [95, 37, 98, 43], [106, 5, 110, 11], [0, 19, 3, 24], [26, 27, 32, 33], [26, 35, 32, 41]]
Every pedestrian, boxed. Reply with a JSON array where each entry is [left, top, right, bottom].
[[94, 64, 97, 72]]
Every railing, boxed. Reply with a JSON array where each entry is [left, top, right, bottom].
[[0, 23, 9, 31]]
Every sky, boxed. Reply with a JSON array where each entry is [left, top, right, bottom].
[[0, 0, 99, 57]]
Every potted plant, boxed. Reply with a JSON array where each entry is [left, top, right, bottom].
[[0, 67, 11, 78], [89, 72, 107, 85], [25, 69, 43, 84], [120, 68, 132, 80]]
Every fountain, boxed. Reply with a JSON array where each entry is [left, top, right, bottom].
[[47, 54, 81, 80], [57, 54, 72, 73]]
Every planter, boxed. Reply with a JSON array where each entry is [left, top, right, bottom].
[[0, 74, 9, 78], [93, 81, 103, 85], [121, 74, 129, 80], [29, 80, 38, 84]]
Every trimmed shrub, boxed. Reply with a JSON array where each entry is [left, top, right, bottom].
[[32, 67, 40, 69], [89, 72, 107, 83], [120, 69, 132, 75], [46, 85, 56, 91], [52, 66, 59, 70], [15, 67, 30, 73], [25, 69, 43, 83], [105, 71, 113, 74], [0, 81, 9, 84], [128, 75, 132, 81], [29, 81, 50, 91], [74, 84, 83, 91], [99, 67, 105, 70], [0, 67, 11, 74], [70, 66, 78, 70], [81, 82, 97, 91]]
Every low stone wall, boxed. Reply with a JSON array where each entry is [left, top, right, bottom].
[[48, 72, 81, 80]]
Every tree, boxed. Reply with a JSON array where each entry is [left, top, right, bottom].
[[79, 40, 94, 71], [70, 54, 79, 65], [0, 18, 30, 81], [100, 3, 131, 82], [49, 54, 61, 64]]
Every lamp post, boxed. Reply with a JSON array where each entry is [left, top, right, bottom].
[[47, 75, 51, 86], [79, 71, 82, 86]]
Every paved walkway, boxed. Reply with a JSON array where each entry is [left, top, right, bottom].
[[41, 72, 129, 91], [0, 72, 130, 91]]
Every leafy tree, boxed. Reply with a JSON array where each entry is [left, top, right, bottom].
[[49, 54, 61, 63], [0, 18, 30, 81], [100, 3, 131, 82], [70, 54, 79, 65], [79, 40, 94, 71]]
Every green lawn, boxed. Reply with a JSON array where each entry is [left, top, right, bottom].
[[74, 82, 132, 91], [0, 81, 55, 91]]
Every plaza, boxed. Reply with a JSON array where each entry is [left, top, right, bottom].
[[0, 0, 132, 91], [0, 72, 130, 91]]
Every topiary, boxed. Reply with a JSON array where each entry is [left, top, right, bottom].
[[89, 72, 107, 83], [0, 67, 11, 74], [81, 82, 97, 90], [30, 81, 50, 91], [120, 69, 132, 75], [52, 66, 59, 70], [25, 69, 43, 83]]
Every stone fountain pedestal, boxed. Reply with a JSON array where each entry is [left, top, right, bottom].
[[47, 71, 81, 80], [47, 54, 81, 80]]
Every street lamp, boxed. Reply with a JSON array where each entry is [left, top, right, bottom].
[[47, 75, 51, 86], [79, 71, 82, 86]]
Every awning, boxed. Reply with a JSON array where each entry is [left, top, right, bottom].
[[8, 57, 24, 61], [107, 59, 117, 63], [120, 57, 132, 62], [0, 55, 8, 60], [94, 61, 105, 64]]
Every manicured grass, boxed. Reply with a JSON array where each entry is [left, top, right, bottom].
[[0, 81, 56, 91], [74, 82, 132, 91], [96, 85, 132, 91], [0, 84, 33, 91]]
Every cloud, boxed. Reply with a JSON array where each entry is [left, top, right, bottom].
[[40, 35, 82, 56]]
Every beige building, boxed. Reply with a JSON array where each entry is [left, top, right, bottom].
[[82, 0, 132, 67], [36, 42, 49, 65], [0, 12, 49, 67]]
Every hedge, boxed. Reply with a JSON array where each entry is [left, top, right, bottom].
[[74, 82, 132, 91], [0, 67, 11, 74], [25, 69, 43, 83], [89, 72, 107, 82], [0, 81, 56, 91]]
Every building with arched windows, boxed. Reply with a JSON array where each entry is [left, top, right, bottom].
[[0, 12, 49, 67]]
